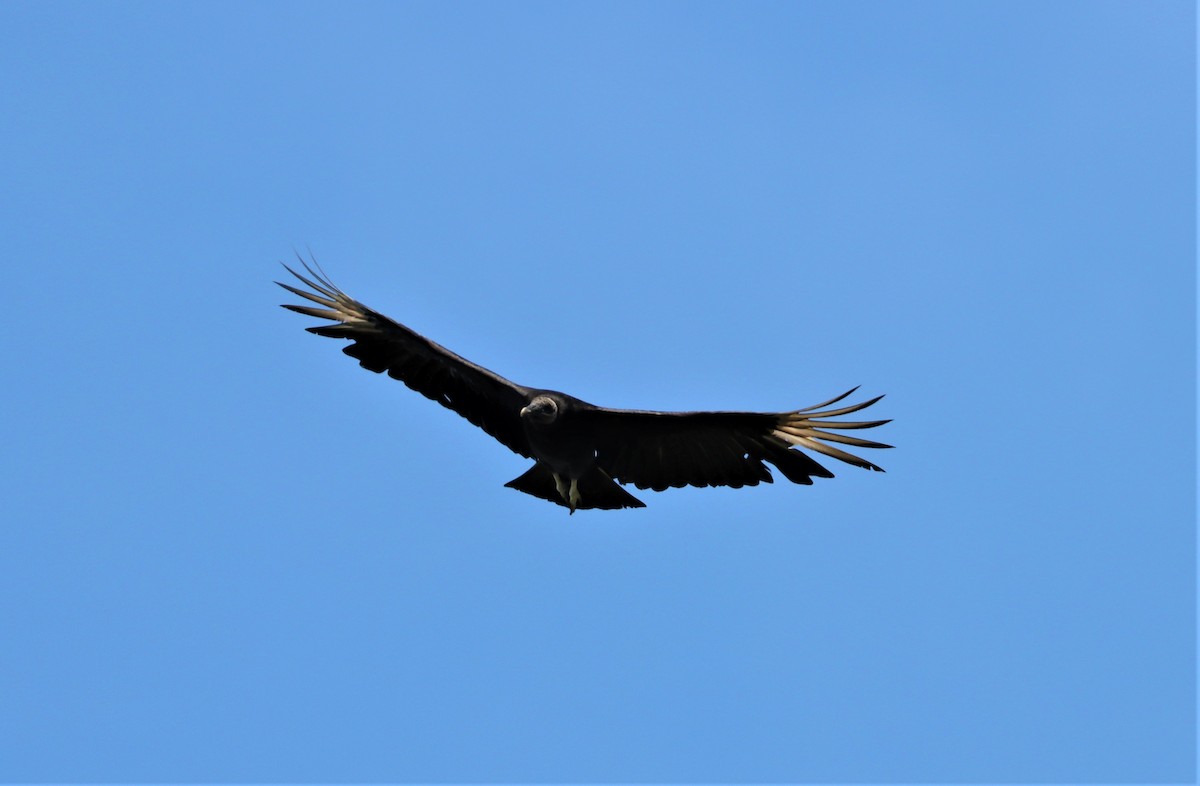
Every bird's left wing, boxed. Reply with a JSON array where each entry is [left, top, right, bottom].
[[278, 261, 534, 458], [580, 388, 891, 491]]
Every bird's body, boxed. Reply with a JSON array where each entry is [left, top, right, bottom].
[[278, 261, 891, 512], [511, 391, 646, 511], [520, 393, 594, 478]]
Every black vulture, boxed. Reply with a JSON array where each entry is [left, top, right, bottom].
[[278, 262, 891, 512]]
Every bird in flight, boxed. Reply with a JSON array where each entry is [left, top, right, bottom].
[[279, 260, 891, 512]]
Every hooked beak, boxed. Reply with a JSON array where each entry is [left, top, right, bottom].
[[520, 404, 533, 418]]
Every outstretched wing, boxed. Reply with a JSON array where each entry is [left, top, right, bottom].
[[582, 388, 890, 491], [278, 260, 534, 457]]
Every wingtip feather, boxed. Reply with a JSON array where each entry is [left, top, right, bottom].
[[770, 389, 891, 472]]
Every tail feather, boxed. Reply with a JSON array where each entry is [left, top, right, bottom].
[[505, 463, 646, 511]]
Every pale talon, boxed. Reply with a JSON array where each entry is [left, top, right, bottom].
[[568, 479, 581, 514]]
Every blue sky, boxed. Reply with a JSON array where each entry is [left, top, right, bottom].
[[0, 1, 1194, 782]]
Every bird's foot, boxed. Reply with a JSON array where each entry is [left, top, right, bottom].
[[568, 478, 581, 514]]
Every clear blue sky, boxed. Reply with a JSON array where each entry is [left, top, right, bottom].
[[1, 1, 1193, 782]]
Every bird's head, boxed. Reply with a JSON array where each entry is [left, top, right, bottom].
[[520, 395, 559, 425]]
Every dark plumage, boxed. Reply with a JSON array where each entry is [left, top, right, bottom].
[[278, 261, 891, 512]]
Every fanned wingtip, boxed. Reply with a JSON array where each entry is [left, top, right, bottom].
[[774, 386, 892, 472]]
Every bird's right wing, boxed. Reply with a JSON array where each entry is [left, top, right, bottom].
[[278, 261, 534, 458]]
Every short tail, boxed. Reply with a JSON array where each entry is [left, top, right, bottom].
[[505, 462, 646, 511]]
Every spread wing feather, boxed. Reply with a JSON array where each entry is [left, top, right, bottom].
[[583, 388, 891, 491], [277, 260, 534, 458]]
